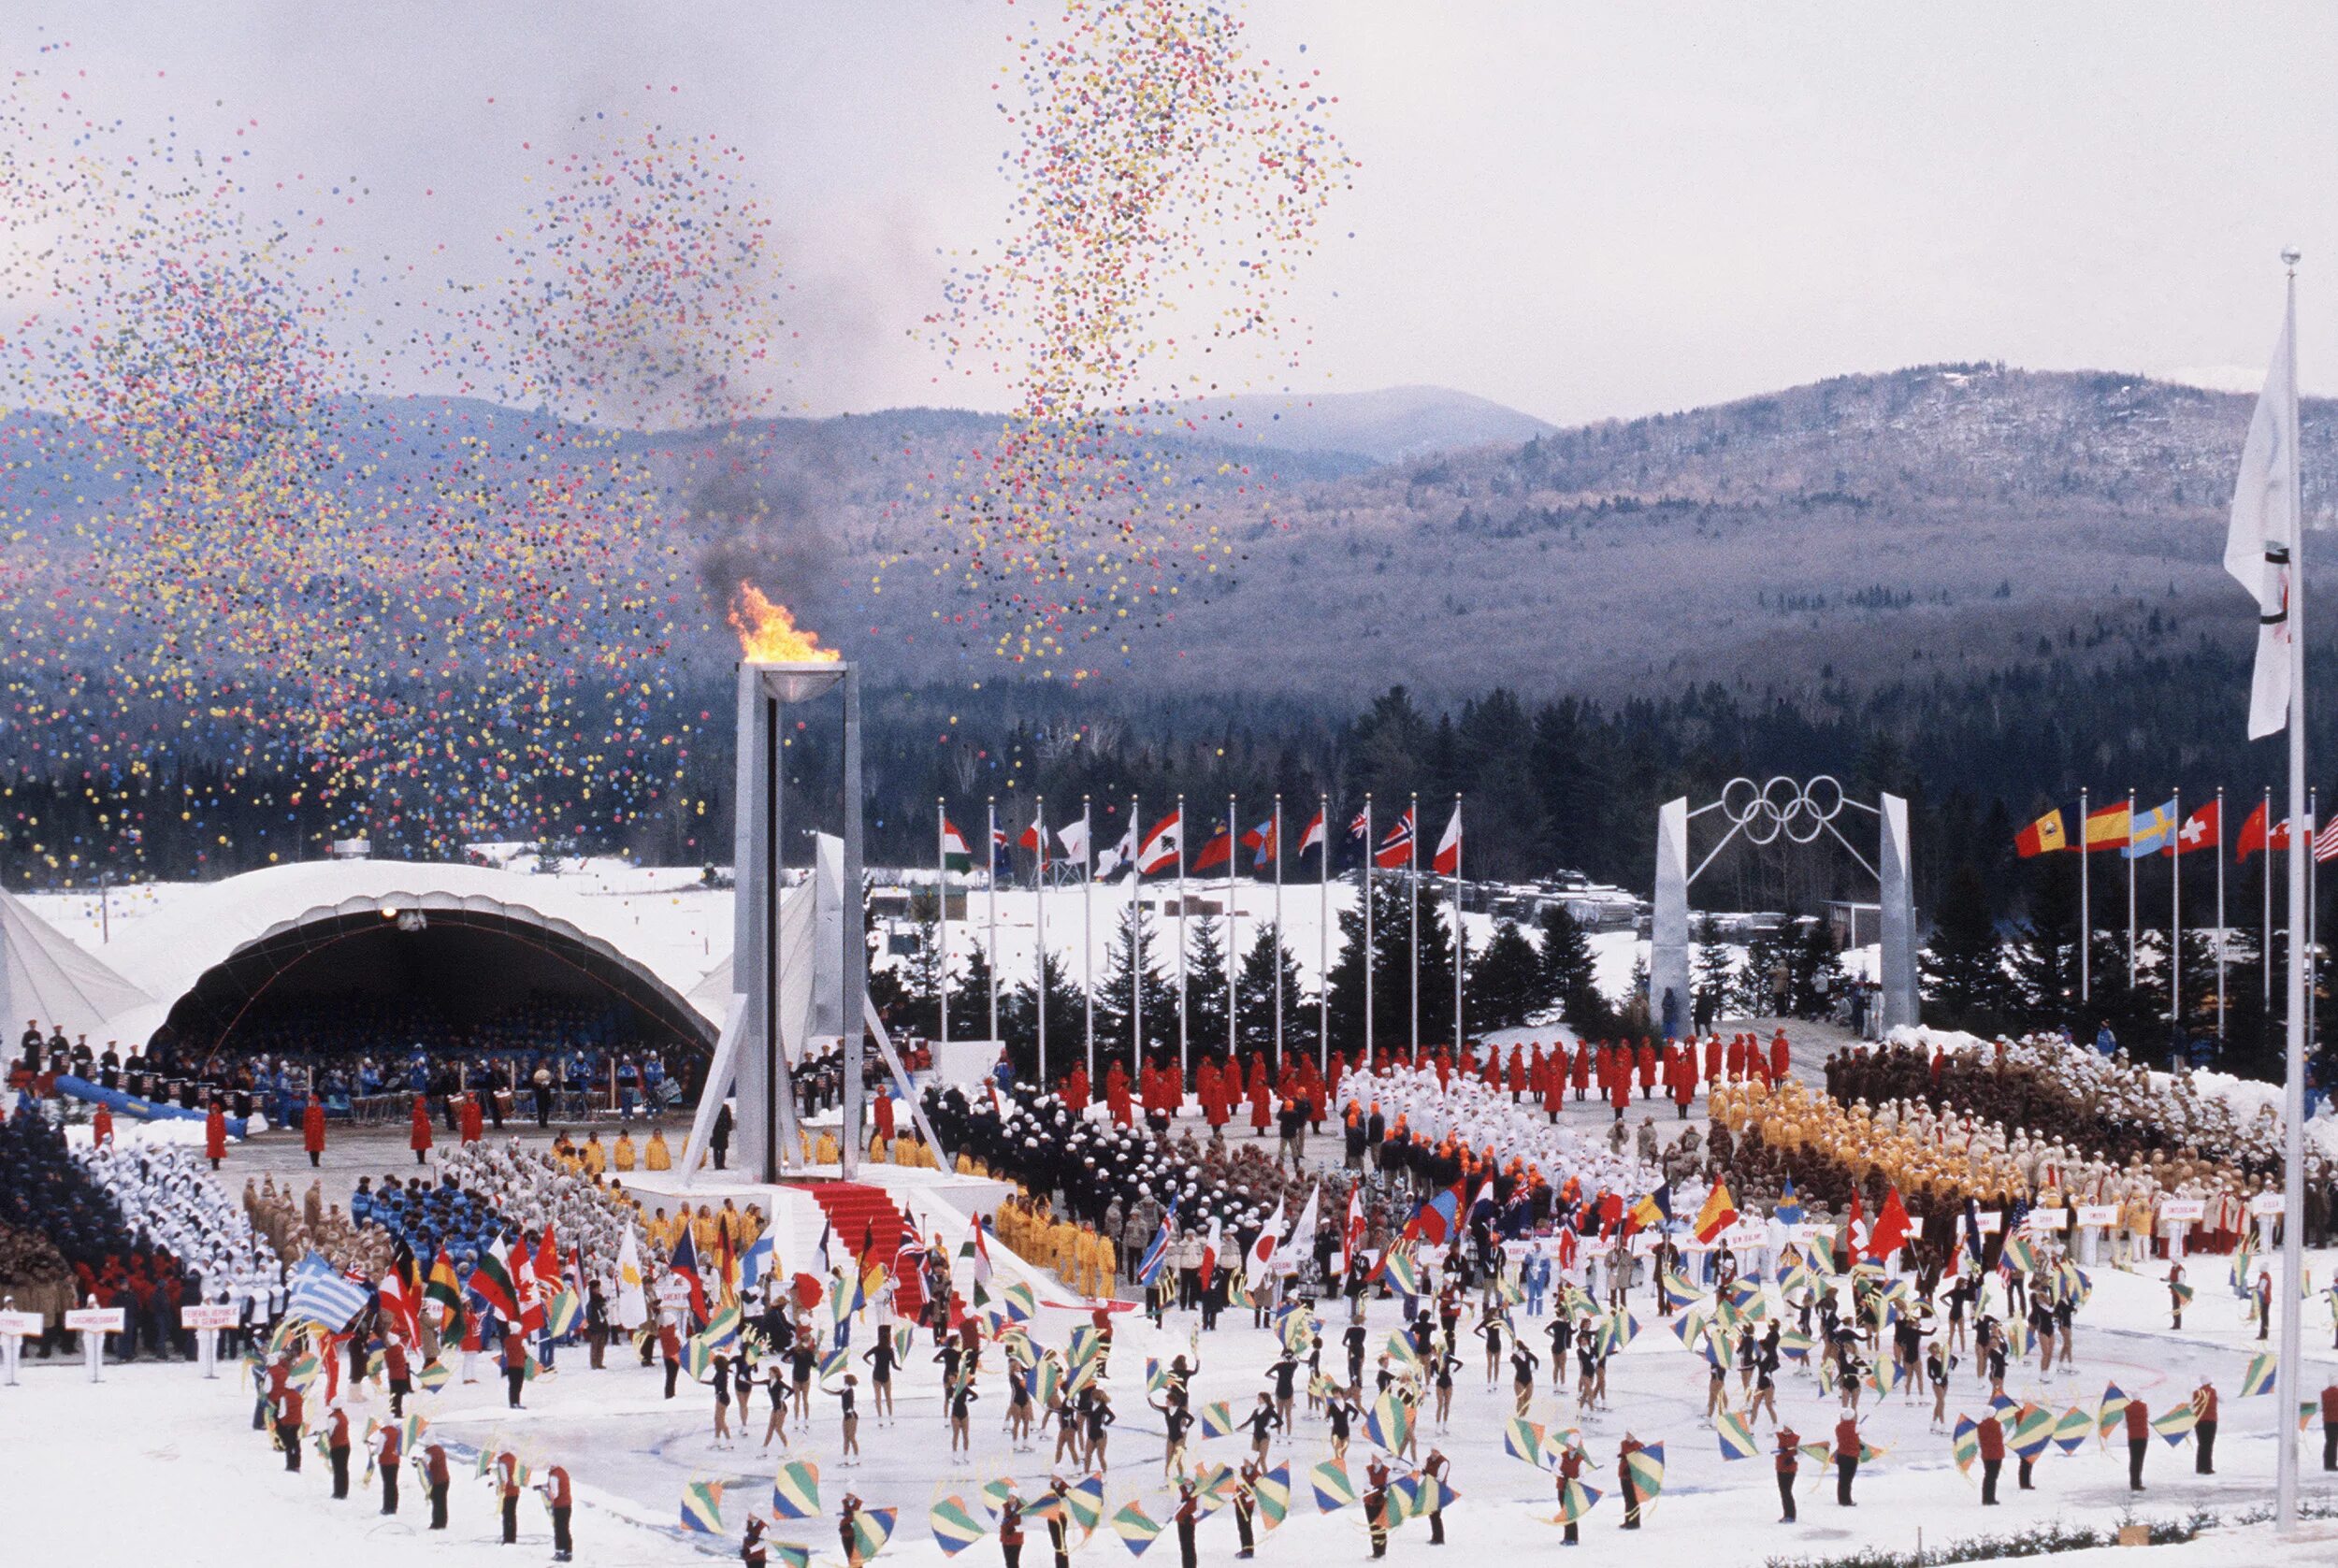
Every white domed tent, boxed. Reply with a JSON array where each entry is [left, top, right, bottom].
[[0, 885, 155, 1050]]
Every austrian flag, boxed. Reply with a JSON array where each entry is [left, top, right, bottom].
[[1136, 810, 1183, 874]]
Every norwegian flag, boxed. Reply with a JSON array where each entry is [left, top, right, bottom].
[[1375, 808, 1416, 869], [1431, 804, 1462, 875], [1136, 809, 1183, 874]]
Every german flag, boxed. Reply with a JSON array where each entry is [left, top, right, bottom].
[[2013, 809, 2068, 857]]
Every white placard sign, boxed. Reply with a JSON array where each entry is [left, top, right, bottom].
[[2159, 1200, 2207, 1223], [63, 1308, 125, 1333], [2075, 1205, 2121, 1229], [1975, 1210, 2003, 1234], [656, 1277, 691, 1308], [0, 1310, 44, 1336], [2247, 1193, 2286, 1217], [180, 1303, 238, 1331], [2023, 1209, 2064, 1235]]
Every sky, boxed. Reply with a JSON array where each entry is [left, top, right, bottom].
[[7, 0, 2338, 425]]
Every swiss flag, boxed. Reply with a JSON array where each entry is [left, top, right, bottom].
[[2169, 798, 2219, 856], [1431, 804, 1462, 875]]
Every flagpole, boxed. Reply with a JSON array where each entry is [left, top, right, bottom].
[[2265, 784, 2274, 1019], [1035, 794, 1046, 1088], [1451, 793, 1464, 1058], [2216, 785, 2227, 1042], [1364, 794, 1375, 1072], [2080, 787, 2090, 1009], [1084, 796, 1095, 1082], [1176, 792, 1189, 1090], [1132, 794, 1143, 1074], [2273, 248, 2306, 1534], [2126, 786, 2137, 988], [1409, 790, 1421, 1057], [2170, 785, 2181, 1054], [1273, 794, 1285, 1068], [1227, 791, 1239, 1070], [938, 798, 951, 1056], [1319, 792, 1330, 1076], [988, 796, 1000, 1045]]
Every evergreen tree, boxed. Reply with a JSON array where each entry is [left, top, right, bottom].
[[946, 942, 998, 1042], [1002, 948, 1088, 1084], [1789, 913, 1846, 1019], [1692, 913, 1736, 1029], [2009, 854, 2081, 1030], [1739, 921, 1793, 1018], [1468, 920, 1544, 1030], [887, 888, 944, 1040], [1325, 879, 1415, 1057], [1234, 924, 1309, 1061], [1092, 903, 1179, 1063], [1183, 912, 1233, 1059], [1920, 864, 2008, 1031], [1537, 902, 1612, 1035]]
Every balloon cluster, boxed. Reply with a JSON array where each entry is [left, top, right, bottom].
[[902, 0, 1352, 679], [0, 56, 780, 873]]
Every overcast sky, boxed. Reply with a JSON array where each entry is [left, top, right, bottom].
[[10, 0, 2337, 424]]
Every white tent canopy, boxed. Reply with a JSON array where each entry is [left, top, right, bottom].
[[0, 885, 156, 1049]]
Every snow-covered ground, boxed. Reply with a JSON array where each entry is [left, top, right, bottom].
[[7, 1238, 2338, 1568]]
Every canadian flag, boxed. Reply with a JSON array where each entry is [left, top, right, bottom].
[[1136, 810, 1183, 875], [1432, 803, 1462, 875]]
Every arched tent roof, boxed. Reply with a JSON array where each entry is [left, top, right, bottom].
[[92, 860, 732, 1048], [0, 885, 156, 1046]]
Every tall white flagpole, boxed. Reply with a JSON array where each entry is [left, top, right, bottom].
[[1083, 796, 1095, 1081], [1318, 793, 1330, 1075], [1273, 795, 1285, 1067], [2265, 784, 2275, 1016], [1176, 792, 1189, 1087], [2216, 785, 2227, 1041], [2126, 786, 2138, 987], [1131, 794, 1143, 1072], [2080, 787, 2091, 1008], [1035, 794, 1046, 1087], [1228, 792, 1240, 1068], [2273, 250, 2306, 1533], [1409, 791, 1421, 1057], [988, 796, 1001, 1045], [1364, 794, 1375, 1071], [938, 798, 951, 1054], [2170, 785, 2181, 1052], [1451, 793, 1464, 1057]]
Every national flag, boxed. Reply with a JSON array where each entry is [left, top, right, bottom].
[[1278, 1185, 1321, 1272], [2013, 809, 2068, 857], [1347, 808, 1370, 842], [1776, 1181, 1805, 1227], [2125, 798, 2179, 858], [613, 1228, 647, 1330], [1191, 822, 1234, 872], [1399, 1182, 1465, 1250], [1136, 811, 1183, 875], [942, 819, 973, 871], [772, 1459, 821, 1518], [1630, 1186, 1673, 1231], [1375, 809, 1415, 869], [1098, 818, 1136, 879], [670, 1229, 707, 1324], [425, 1247, 466, 1336], [535, 1223, 562, 1293], [1693, 1179, 1739, 1244], [1431, 804, 1462, 875], [991, 826, 1013, 875], [1018, 811, 1047, 865], [962, 1216, 993, 1287], [1340, 1184, 1367, 1277], [1867, 1187, 1912, 1260], [2316, 819, 2338, 865], [2083, 801, 2132, 854], [1135, 1202, 1178, 1287], [378, 1265, 422, 1347], [2172, 798, 2219, 856], [1298, 808, 1326, 857], [2226, 296, 2300, 740], [1056, 817, 1091, 870], [510, 1233, 546, 1337], [1241, 816, 1277, 868], [930, 1497, 986, 1557], [1197, 1216, 1223, 1294], [545, 1287, 582, 1340], [286, 1254, 370, 1331], [678, 1479, 726, 1534], [2237, 799, 2272, 861], [740, 1231, 776, 1295], [1309, 1458, 1357, 1512], [1247, 1198, 1285, 1278]]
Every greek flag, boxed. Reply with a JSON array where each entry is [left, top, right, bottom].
[[286, 1252, 370, 1330]]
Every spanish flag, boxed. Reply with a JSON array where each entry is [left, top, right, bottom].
[[2013, 809, 2068, 857], [2083, 800, 2132, 854], [1694, 1178, 1739, 1244]]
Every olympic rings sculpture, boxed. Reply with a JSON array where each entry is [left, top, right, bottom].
[[1717, 775, 1845, 846]]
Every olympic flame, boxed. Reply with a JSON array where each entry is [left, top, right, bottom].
[[729, 583, 838, 663]]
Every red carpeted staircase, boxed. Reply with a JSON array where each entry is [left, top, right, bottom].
[[800, 1182, 926, 1321]]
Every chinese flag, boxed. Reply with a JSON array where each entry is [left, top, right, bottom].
[[2013, 810, 2068, 857]]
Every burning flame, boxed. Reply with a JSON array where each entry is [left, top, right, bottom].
[[729, 583, 840, 663]]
